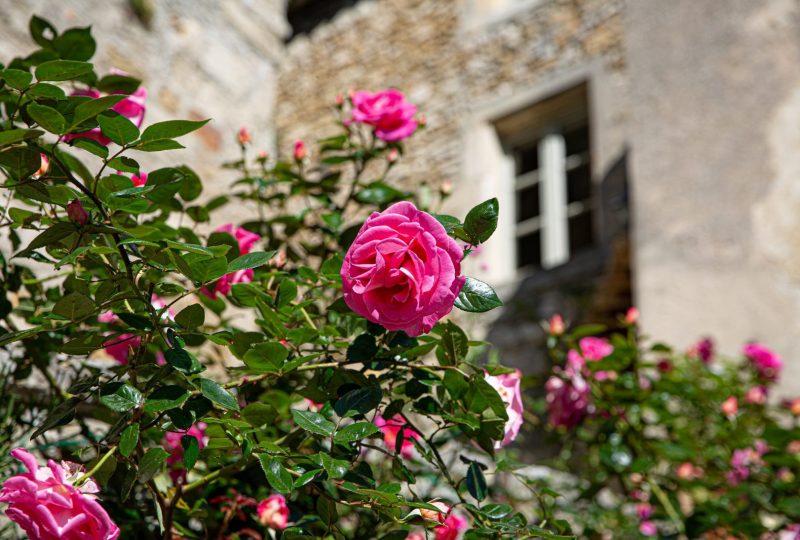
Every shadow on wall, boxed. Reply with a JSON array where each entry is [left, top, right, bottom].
[[487, 150, 631, 459]]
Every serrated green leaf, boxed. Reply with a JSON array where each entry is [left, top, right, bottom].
[[27, 103, 66, 134], [199, 378, 239, 411], [258, 455, 293, 494], [52, 291, 95, 320], [227, 251, 275, 273], [454, 277, 503, 313], [119, 424, 139, 458], [292, 409, 335, 437], [98, 112, 139, 146], [100, 382, 143, 412], [175, 303, 205, 330], [333, 421, 380, 444], [35, 60, 93, 81], [140, 119, 209, 141], [138, 447, 169, 483], [143, 386, 190, 413], [463, 198, 499, 244]]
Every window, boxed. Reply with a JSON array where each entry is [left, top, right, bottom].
[[496, 84, 593, 271], [286, 0, 360, 41]]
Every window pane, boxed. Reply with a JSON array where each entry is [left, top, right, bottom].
[[567, 163, 591, 204], [564, 124, 589, 156], [568, 211, 594, 254], [516, 184, 540, 223], [516, 231, 541, 269], [514, 142, 538, 175]]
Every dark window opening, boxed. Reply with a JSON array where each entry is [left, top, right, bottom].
[[287, 0, 360, 41]]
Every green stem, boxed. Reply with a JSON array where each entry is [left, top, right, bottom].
[[75, 445, 117, 487]]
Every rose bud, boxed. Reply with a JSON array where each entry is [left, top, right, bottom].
[[237, 127, 251, 145], [66, 199, 89, 226], [335, 93, 344, 107], [257, 494, 289, 530], [35, 154, 49, 177], [440, 180, 453, 196], [721, 396, 738, 417], [745, 386, 767, 405], [548, 314, 566, 336], [293, 139, 307, 161], [624, 307, 639, 325], [387, 148, 399, 163]]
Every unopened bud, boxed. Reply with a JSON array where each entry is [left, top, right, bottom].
[[335, 93, 344, 107], [417, 114, 427, 128], [721, 396, 738, 417], [440, 179, 453, 195], [35, 154, 49, 177], [258, 149, 268, 159], [293, 139, 307, 161], [548, 314, 566, 336], [387, 148, 399, 163], [66, 199, 89, 226], [624, 307, 639, 325], [238, 127, 251, 145]]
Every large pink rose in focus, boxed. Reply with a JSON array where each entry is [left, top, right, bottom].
[[743, 341, 782, 381], [484, 369, 524, 449], [0, 448, 120, 540], [341, 202, 465, 337], [375, 415, 420, 459], [349, 89, 418, 142]]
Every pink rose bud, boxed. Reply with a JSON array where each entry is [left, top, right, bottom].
[[721, 396, 738, 417], [579, 337, 613, 361], [624, 307, 639, 325], [257, 494, 289, 530], [387, 148, 400, 163], [335, 93, 344, 107], [688, 337, 714, 363], [789, 398, 800, 416], [745, 385, 767, 405], [484, 370, 524, 448], [258, 149, 268, 159], [743, 341, 782, 381], [676, 462, 702, 480], [419, 501, 450, 523], [66, 199, 89, 226], [341, 202, 465, 336], [418, 114, 427, 128], [238, 127, 251, 145], [440, 180, 453, 195], [657, 359, 673, 373], [0, 448, 120, 540], [293, 139, 307, 161], [548, 314, 566, 336], [36, 153, 49, 177], [347, 89, 418, 142]]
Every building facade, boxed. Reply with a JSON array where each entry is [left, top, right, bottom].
[[3, 0, 800, 394]]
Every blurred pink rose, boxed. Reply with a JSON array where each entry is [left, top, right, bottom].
[[579, 337, 613, 361], [65, 75, 147, 146], [720, 396, 738, 417], [103, 333, 141, 364], [200, 268, 254, 299], [688, 337, 714, 363], [256, 494, 289, 530], [375, 415, 420, 459], [636, 503, 653, 520], [639, 521, 657, 536], [743, 342, 782, 381], [406, 533, 426, 540], [727, 441, 766, 485], [548, 313, 566, 336], [238, 126, 251, 145], [435, 512, 468, 540], [0, 448, 120, 540], [484, 369, 523, 449], [349, 89, 418, 142], [163, 423, 208, 483], [215, 223, 261, 255], [545, 372, 591, 428], [293, 139, 307, 161], [676, 462, 703, 480], [130, 171, 148, 187], [624, 307, 639, 325], [745, 385, 768, 405], [66, 199, 89, 226], [341, 202, 465, 337]]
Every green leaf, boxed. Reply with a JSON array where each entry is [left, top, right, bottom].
[[1, 69, 33, 90], [61, 333, 107, 355], [481, 503, 512, 520], [333, 421, 380, 444], [175, 304, 205, 330], [70, 95, 126, 128], [138, 447, 170, 483], [52, 27, 96, 61], [27, 103, 66, 134], [463, 198, 499, 244], [119, 424, 139, 458], [227, 251, 275, 273], [438, 321, 468, 365], [30, 397, 79, 439], [276, 279, 297, 308], [164, 348, 204, 375], [29, 15, 57, 48], [334, 387, 383, 418], [433, 214, 462, 235], [242, 402, 276, 427], [96, 74, 141, 94], [292, 409, 335, 437], [107, 155, 139, 174], [317, 496, 339, 526], [243, 342, 288, 373], [140, 119, 210, 141], [466, 461, 488, 501], [199, 378, 239, 411], [100, 382, 143, 412], [143, 386, 190, 413], [346, 334, 378, 363], [98, 112, 139, 145], [315, 453, 348, 479], [35, 60, 93, 81], [467, 376, 508, 420], [133, 139, 185, 152], [28, 83, 67, 100], [0, 128, 44, 146], [355, 181, 405, 205], [52, 292, 95, 320], [454, 277, 503, 313], [181, 435, 200, 470], [258, 455, 293, 494]]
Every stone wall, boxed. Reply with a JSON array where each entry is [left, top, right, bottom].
[[0, 0, 288, 224]]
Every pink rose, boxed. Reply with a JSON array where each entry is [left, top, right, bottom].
[[579, 337, 613, 361], [293, 139, 307, 161], [688, 337, 714, 363], [406, 533, 426, 540], [484, 369, 523, 449], [624, 307, 639, 325], [256, 494, 289, 530], [375, 415, 420, 459], [548, 313, 566, 336], [745, 385, 768, 405], [0, 448, 120, 540], [720, 396, 738, 417], [743, 342, 782, 381], [349, 89, 418, 142], [435, 513, 468, 540], [545, 372, 591, 428], [130, 171, 148, 187], [341, 201, 465, 337], [65, 76, 147, 146], [103, 333, 141, 364], [66, 199, 89, 226], [238, 127, 251, 145], [200, 268, 254, 299], [636, 503, 653, 520], [215, 223, 261, 255], [639, 521, 657, 536]]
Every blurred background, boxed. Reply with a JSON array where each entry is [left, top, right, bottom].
[[3, 0, 799, 396]]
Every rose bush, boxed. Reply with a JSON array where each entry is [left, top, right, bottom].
[[536, 316, 800, 539], [0, 17, 567, 540]]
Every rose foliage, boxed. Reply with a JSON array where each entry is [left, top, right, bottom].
[[0, 18, 572, 540], [537, 314, 800, 539]]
